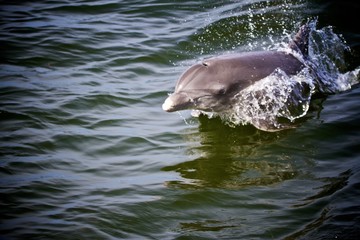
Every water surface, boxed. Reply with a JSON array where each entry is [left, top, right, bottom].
[[1, 0, 360, 239]]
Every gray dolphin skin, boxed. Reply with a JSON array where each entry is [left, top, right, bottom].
[[162, 24, 310, 113]]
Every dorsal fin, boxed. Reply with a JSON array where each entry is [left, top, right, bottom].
[[289, 23, 310, 56]]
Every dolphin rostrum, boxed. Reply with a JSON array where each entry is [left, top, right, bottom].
[[162, 24, 310, 115]]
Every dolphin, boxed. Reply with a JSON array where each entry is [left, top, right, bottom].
[[162, 24, 310, 114]]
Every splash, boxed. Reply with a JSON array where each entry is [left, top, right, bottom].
[[219, 68, 315, 131], [306, 21, 359, 93], [204, 20, 360, 131]]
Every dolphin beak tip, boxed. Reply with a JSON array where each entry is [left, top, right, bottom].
[[163, 93, 193, 112], [162, 97, 174, 112]]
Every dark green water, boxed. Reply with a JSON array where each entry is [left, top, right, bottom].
[[1, 0, 360, 239]]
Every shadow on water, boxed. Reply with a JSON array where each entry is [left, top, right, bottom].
[[163, 116, 297, 189]]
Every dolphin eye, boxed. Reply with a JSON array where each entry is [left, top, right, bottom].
[[217, 88, 226, 95], [202, 62, 208, 67]]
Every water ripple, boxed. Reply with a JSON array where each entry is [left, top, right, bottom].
[[1, 0, 360, 239]]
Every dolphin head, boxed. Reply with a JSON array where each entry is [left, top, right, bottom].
[[162, 59, 245, 112], [162, 88, 229, 112]]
